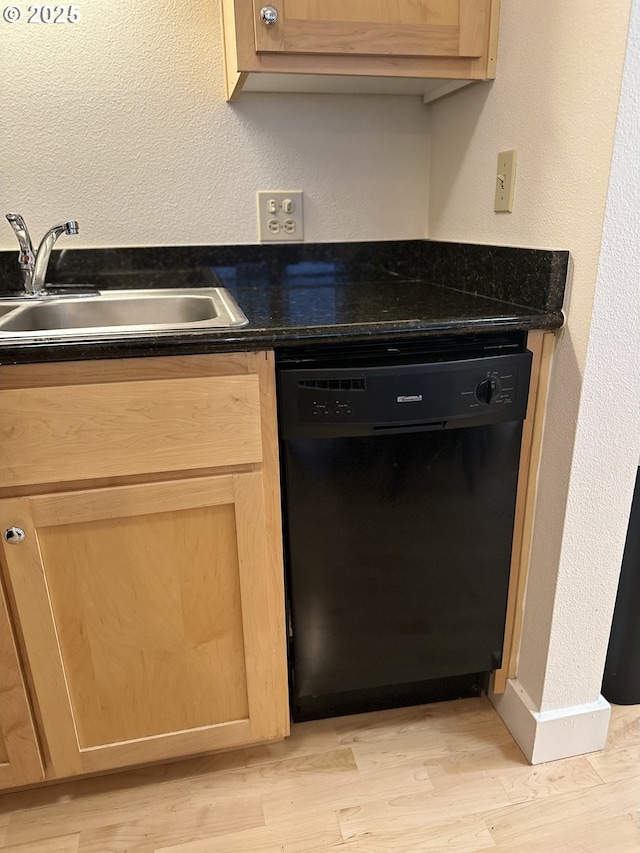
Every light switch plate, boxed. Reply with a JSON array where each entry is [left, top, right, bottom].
[[257, 191, 304, 242], [495, 150, 517, 212]]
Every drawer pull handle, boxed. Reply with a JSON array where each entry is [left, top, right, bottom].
[[260, 5, 278, 25], [4, 527, 25, 544]]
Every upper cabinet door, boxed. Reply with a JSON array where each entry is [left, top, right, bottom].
[[252, 0, 490, 59], [223, 0, 499, 100]]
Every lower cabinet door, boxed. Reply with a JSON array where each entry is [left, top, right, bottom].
[[0, 578, 44, 788], [0, 473, 288, 779]]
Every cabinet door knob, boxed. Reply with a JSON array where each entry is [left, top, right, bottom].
[[260, 5, 278, 25], [4, 527, 25, 544]]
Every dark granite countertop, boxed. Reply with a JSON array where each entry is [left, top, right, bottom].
[[0, 240, 568, 364]]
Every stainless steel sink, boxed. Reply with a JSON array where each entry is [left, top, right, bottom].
[[0, 288, 249, 341]]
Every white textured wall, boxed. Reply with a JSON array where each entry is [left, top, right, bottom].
[[428, 0, 632, 711], [540, 0, 640, 711], [0, 0, 430, 249]]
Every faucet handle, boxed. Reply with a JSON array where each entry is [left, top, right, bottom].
[[6, 212, 28, 226], [6, 213, 36, 267]]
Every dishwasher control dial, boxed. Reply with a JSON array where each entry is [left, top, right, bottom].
[[476, 377, 501, 404]]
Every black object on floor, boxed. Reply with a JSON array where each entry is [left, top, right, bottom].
[[602, 466, 640, 705]]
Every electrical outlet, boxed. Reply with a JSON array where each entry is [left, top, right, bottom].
[[257, 191, 304, 242], [494, 150, 517, 212]]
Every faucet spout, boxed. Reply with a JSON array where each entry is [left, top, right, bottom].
[[32, 220, 80, 294]]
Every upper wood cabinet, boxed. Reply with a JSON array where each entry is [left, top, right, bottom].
[[221, 0, 500, 101], [0, 352, 289, 789]]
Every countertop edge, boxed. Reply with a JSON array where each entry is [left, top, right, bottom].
[[0, 313, 563, 366]]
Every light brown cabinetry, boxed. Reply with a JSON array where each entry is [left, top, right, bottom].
[[494, 330, 555, 693], [0, 352, 289, 789], [0, 579, 44, 788], [221, 0, 499, 100]]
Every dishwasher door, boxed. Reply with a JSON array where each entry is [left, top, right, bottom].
[[278, 338, 532, 721], [282, 423, 523, 719]]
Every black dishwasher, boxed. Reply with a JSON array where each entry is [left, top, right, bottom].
[[277, 333, 532, 721]]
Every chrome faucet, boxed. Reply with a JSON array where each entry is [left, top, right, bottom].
[[5, 213, 79, 296]]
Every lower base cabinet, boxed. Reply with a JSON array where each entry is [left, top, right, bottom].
[[0, 351, 289, 789]]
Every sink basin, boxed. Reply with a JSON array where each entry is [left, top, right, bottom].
[[0, 288, 249, 341]]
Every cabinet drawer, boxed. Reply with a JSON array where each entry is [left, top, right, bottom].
[[0, 374, 263, 488]]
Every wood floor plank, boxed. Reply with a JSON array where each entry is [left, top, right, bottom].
[[420, 739, 526, 776], [1, 779, 77, 815], [244, 718, 339, 767], [323, 814, 496, 852], [353, 739, 525, 788], [191, 748, 358, 803], [495, 754, 604, 804], [481, 776, 640, 849], [0, 834, 80, 853], [152, 748, 247, 780], [587, 742, 640, 784], [339, 697, 514, 762], [332, 698, 494, 746], [77, 794, 264, 853], [261, 760, 434, 825], [336, 774, 510, 840], [153, 812, 342, 853], [489, 812, 640, 852], [604, 704, 640, 751], [4, 777, 190, 847], [332, 703, 451, 746]]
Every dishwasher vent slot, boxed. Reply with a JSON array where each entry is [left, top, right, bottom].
[[298, 378, 366, 391]]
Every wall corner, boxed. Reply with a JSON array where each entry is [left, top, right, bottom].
[[490, 678, 611, 765]]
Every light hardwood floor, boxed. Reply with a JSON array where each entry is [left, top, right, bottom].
[[0, 698, 638, 853]]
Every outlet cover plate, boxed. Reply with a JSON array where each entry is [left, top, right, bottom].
[[257, 191, 304, 242]]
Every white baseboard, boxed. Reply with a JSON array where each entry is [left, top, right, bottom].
[[490, 679, 611, 764]]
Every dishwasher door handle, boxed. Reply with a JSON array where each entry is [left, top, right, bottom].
[[372, 421, 447, 435]]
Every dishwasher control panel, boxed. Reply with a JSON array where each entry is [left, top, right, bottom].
[[278, 348, 533, 438]]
